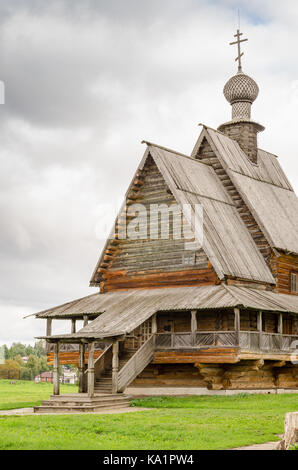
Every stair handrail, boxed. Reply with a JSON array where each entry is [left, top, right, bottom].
[[117, 335, 155, 392], [84, 343, 112, 374]]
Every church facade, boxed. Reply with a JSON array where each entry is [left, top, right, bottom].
[[31, 31, 298, 411]]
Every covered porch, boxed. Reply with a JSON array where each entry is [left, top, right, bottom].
[[32, 284, 298, 400]]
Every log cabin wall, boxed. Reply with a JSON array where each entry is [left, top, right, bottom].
[[240, 310, 258, 331], [157, 312, 191, 333], [100, 157, 218, 292], [195, 138, 272, 265], [129, 361, 298, 390], [270, 253, 298, 295], [196, 310, 235, 331], [262, 313, 278, 333]]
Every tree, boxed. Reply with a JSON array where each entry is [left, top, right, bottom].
[[26, 355, 39, 380], [0, 360, 21, 379], [34, 340, 46, 357]]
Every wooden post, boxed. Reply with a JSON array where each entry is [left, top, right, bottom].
[[71, 318, 76, 334], [191, 310, 197, 346], [83, 315, 88, 327], [278, 313, 283, 350], [257, 311, 263, 350], [46, 318, 52, 336], [87, 342, 95, 398], [112, 341, 119, 394], [78, 343, 85, 393], [152, 313, 157, 348], [234, 308, 240, 346], [46, 319, 52, 353], [152, 313, 157, 334], [278, 313, 283, 334], [53, 342, 60, 396]]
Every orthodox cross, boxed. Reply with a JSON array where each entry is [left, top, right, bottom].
[[230, 29, 248, 73]]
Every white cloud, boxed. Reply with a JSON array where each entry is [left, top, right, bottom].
[[0, 0, 298, 344]]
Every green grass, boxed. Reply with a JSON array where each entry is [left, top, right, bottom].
[[0, 379, 76, 410], [0, 386, 297, 450]]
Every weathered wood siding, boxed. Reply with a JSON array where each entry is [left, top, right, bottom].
[[157, 312, 191, 333], [47, 350, 103, 366], [271, 253, 298, 295], [196, 310, 235, 332], [100, 157, 217, 292]]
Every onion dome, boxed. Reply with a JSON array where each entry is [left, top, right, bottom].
[[224, 72, 259, 105], [223, 72, 259, 121]]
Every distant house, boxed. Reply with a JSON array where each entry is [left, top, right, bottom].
[[21, 356, 29, 364], [35, 371, 53, 383], [62, 369, 77, 385]]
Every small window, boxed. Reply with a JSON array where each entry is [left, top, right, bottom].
[[290, 273, 297, 293]]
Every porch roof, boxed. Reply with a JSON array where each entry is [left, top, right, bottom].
[[33, 285, 298, 341]]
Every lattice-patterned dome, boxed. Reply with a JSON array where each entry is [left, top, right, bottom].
[[223, 72, 259, 104]]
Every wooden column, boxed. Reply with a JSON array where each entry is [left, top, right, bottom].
[[46, 318, 52, 336], [152, 313, 157, 334], [278, 313, 283, 350], [87, 342, 95, 398], [112, 341, 119, 394], [152, 313, 157, 348], [234, 308, 240, 346], [46, 319, 52, 353], [278, 313, 283, 334], [257, 311, 263, 350], [78, 343, 85, 393], [53, 342, 60, 396], [191, 310, 197, 346], [83, 315, 88, 327], [71, 318, 76, 334]]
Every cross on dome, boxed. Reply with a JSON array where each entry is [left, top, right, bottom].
[[229, 29, 248, 73]]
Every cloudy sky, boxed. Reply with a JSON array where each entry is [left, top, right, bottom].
[[1, 0, 298, 345]]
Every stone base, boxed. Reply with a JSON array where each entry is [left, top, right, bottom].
[[126, 387, 298, 397]]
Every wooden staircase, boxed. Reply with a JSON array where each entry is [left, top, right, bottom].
[[34, 393, 131, 414], [33, 340, 154, 414], [94, 349, 136, 394]]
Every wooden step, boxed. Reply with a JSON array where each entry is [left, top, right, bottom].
[[34, 402, 131, 414], [41, 398, 130, 408], [44, 395, 129, 405], [34, 394, 131, 414]]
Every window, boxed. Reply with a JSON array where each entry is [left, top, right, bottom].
[[290, 273, 298, 293]]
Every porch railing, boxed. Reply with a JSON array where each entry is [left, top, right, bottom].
[[117, 335, 155, 392], [155, 331, 298, 352], [240, 332, 298, 352]]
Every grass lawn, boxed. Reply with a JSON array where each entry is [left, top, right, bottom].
[[0, 379, 77, 410], [0, 382, 297, 450]]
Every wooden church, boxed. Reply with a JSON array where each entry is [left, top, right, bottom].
[[31, 30, 298, 412]]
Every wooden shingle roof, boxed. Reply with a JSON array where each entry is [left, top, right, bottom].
[[35, 285, 298, 340], [194, 127, 298, 254]]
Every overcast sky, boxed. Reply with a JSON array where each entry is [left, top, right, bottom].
[[1, 0, 298, 346]]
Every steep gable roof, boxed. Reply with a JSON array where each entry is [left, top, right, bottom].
[[90, 142, 275, 286], [193, 127, 298, 254]]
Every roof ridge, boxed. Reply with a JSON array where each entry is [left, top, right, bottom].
[[142, 140, 211, 166], [142, 140, 190, 158], [222, 284, 245, 305], [198, 123, 227, 137]]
